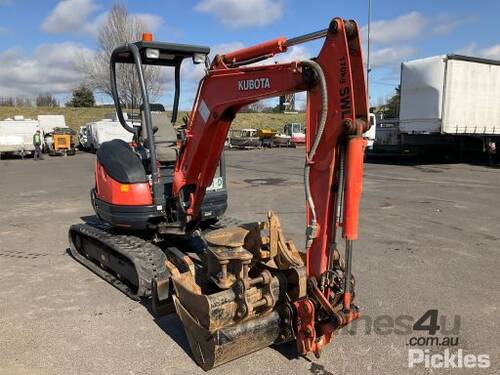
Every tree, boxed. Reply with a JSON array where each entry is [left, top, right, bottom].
[[66, 86, 95, 107], [384, 85, 400, 118], [76, 3, 164, 108], [240, 101, 265, 113], [0, 97, 15, 106], [36, 93, 59, 107]]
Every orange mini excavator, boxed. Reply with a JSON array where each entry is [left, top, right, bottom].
[[69, 17, 369, 370]]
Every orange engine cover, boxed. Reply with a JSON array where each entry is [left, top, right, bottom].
[[95, 161, 152, 206]]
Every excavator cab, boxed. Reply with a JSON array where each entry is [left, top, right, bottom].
[[91, 35, 227, 230]]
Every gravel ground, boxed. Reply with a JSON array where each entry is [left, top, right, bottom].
[[0, 149, 498, 374]]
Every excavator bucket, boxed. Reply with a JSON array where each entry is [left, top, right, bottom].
[[173, 297, 288, 370], [167, 212, 304, 370]]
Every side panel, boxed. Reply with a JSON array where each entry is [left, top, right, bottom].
[[443, 59, 500, 134], [399, 56, 446, 134], [37, 115, 66, 133], [0, 120, 39, 152], [95, 161, 153, 206]]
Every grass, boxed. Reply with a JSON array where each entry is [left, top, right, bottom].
[[0, 106, 306, 131], [0, 106, 112, 131]]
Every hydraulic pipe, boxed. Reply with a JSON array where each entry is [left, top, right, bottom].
[[327, 145, 345, 272], [221, 28, 330, 66], [222, 37, 287, 65], [284, 29, 328, 48], [343, 240, 353, 310], [342, 137, 366, 240], [342, 136, 366, 311]]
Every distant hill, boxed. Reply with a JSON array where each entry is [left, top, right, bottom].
[[0, 106, 305, 131]]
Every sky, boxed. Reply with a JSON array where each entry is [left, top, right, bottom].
[[0, 0, 499, 109]]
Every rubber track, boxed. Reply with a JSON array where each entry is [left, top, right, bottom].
[[69, 222, 169, 300], [68, 216, 246, 301]]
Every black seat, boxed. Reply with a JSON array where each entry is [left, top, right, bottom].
[[97, 139, 148, 184]]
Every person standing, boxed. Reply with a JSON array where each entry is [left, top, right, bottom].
[[487, 138, 496, 166], [33, 129, 43, 161]]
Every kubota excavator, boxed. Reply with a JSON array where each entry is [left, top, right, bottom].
[[69, 17, 369, 370]]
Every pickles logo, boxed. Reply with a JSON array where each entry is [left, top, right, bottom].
[[238, 78, 271, 91], [409, 349, 490, 369]]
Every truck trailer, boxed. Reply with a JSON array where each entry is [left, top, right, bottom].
[[0, 116, 38, 158], [397, 54, 500, 160]]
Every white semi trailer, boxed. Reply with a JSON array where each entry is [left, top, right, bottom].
[[397, 54, 500, 159]]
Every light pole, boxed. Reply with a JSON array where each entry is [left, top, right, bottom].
[[366, 0, 372, 106]]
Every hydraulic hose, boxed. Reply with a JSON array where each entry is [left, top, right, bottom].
[[301, 60, 328, 249]]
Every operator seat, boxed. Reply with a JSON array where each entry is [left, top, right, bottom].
[[142, 104, 178, 163], [96, 139, 148, 183]]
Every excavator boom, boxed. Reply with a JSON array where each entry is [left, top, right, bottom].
[[169, 17, 368, 364]]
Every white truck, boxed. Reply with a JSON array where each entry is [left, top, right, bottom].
[[397, 54, 500, 159], [0, 116, 38, 158], [81, 113, 135, 152]]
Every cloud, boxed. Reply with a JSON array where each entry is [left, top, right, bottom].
[[456, 42, 500, 60], [42, 1, 163, 36], [363, 12, 470, 45], [455, 43, 477, 56], [370, 46, 417, 68], [135, 13, 164, 31], [360, 12, 470, 69], [432, 14, 476, 36], [432, 17, 463, 35], [476, 44, 500, 59], [0, 43, 94, 97], [195, 0, 283, 29], [363, 12, 426, 45], [82, 11, 164, 36], [181, 41, 245, 88], [41, 0, 100, 34], [274, 45, 311, 63]]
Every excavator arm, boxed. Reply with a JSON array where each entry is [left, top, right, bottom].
[[171, 17, 369, 361], [174, 17, 368, 281]]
